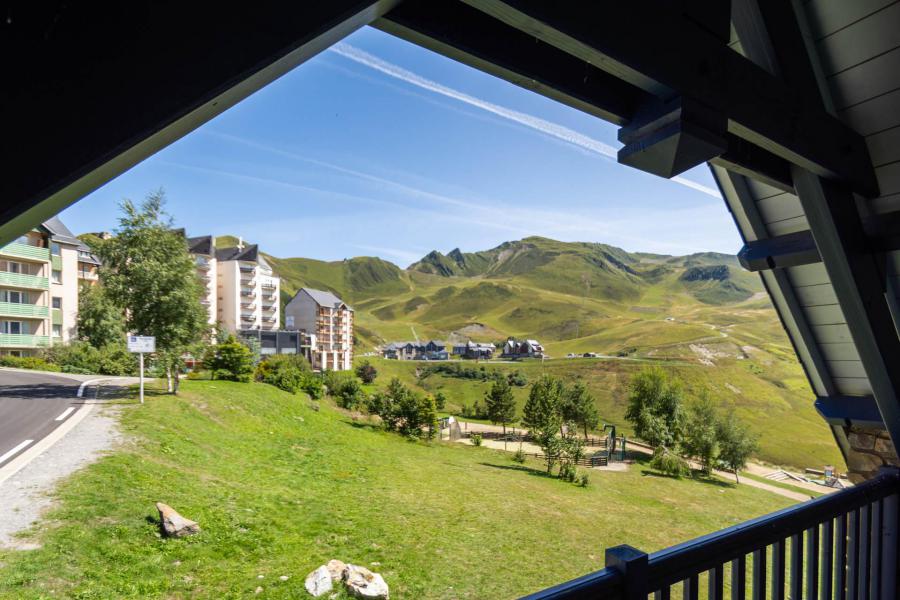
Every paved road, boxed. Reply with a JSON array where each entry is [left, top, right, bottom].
[[0, 370, 88, 468]]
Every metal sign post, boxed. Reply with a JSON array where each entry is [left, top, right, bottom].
[[127, 335, 156, 404]]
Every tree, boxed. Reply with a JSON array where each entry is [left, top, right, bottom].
[[203, 335, 254, 382], [561, 382, 600, 440], [624, 367, 685, 449], [96, 191, 208, 393], [522, 375, 564, 472], [76, 285, 126, 348], [484, 377, 517, 449], [355, 360, 378, 384], [334, 377, 366, 410], [682, 393, 719, 475], [434, 390, 447, 411], [717, 411, 759, 483], [557, 423, 585, 481]]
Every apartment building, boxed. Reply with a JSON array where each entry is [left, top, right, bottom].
[[185, 236, 281, 333], [284, 288, 353, 371], [0, 217, 81, 356], [76, 242, 101, 286]]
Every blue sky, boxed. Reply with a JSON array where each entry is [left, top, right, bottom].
[[60, 27, 740, 266]]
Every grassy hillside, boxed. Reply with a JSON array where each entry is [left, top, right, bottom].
[[0, 381, 793, 599], [219, 235, 836, 470]]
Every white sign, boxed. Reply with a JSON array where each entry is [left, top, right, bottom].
[[127, 335, 156, 353]]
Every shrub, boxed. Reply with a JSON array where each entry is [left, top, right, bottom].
[[0, 355, 61, 372], [301, 375, 324, 400], [434, 391, 447, 411], [650, 447, 691, 478], [42, 341, 137, 376], [355, 360, 378, 384], [334, 377, 366, 410], [578, 472, 590, 488], [202, 335, 254, 382], [255, 354, 316, 394], [470, 433, 483, 447], [513, 448, 526, 463], [559, 462, 577, 482]]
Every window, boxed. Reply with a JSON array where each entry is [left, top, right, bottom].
[[52, 324, 62, 337], [1, 321, 24, 335], [2, 260, 23, 274], [0, 291, 26, 303], [52, 296, 62, 309], [50, 242, 61, 256], [51, 269, 62, 283]]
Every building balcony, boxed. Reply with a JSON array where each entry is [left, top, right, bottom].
[[200, 299, 210, 306], [239, 265, 256, 273], [524, 469, 899, 600], [195, 260, 211, 270], [262, 303, 277, 311], [78, 270, 99, 280], [240, 290, 255, 297], [241, 303, 256, 309], [0, 333, 51, 348], [240, 279, 256, 286], [260, 277, 278, 289], [0, 302, 49, 319], [0, 271, 49, 290], [0, 242, 50, 262]]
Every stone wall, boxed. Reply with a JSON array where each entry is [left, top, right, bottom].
[[845, 425, 898, 483]]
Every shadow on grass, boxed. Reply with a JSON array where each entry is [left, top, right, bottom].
[[478, 462, 557, 480], [640, 469, 736, 488]]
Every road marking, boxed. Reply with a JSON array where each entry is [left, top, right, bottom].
[[55, 407, 76, 421], [0, 439, 34, 466], [77, 378, 104, 398]]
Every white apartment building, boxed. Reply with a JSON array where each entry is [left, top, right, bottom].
[[0, 217, 82, 356], [284, 288, 353, 371], [186, 236, 280, 333]]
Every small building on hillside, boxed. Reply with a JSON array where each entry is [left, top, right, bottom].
[[501, 338, 544, 359], [383, 340, 447, 360], [284, 288, 353, 371], [452, 340, 496, 360]]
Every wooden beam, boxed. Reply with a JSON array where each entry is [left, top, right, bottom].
[[460, 0, 879, 197], [376, 0, 649, 126], [1, 1, 397, 245], [793, 167, 900, 454], [738, 230, 820, 271]]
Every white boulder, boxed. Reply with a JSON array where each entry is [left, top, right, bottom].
[[304, 565, 333, 597]]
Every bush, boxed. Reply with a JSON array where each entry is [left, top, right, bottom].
[[202, 335, 254, 382], [42, 341, 137, 376], [558, 462, 577, 482], [470, 433, 483, 447], [255, 354, 317, 395], [301, 375, 324, 400], [434, 391, 447, 411], [355, 360, 378, 384], [578, 472, 590, 488], [513, 448, 526, 463], [649, 447, 691, 478], [334, 377, 366, 410], [0, 355, 61, 372]]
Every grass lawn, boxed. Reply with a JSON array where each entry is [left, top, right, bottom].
[[0, 380, 795, 599]]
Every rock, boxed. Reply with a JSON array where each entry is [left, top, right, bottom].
[[343, 564, 389, 599], [255, 586, 263, 594], [279, 575, 290, 581], [325, 559, 347, 582], [155, 502, 200, 538], [305, 566, 333, 597]]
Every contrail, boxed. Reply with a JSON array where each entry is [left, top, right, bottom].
[[329, 42, 721, 199]]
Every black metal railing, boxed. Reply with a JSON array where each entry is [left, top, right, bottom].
[[523, 467, 899, 599]]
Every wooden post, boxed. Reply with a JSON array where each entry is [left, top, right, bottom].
[[605, 544, 648, 600]]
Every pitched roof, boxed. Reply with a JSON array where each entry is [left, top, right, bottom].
[[216, 244, 259, 262], [186, 235, 213, 256], [42, 216, 81, 246], [300, 288, 351, 310]]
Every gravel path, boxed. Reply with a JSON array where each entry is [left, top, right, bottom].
[[0, 384, 123, 550]]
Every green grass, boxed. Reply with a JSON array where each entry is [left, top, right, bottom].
[[0, 380, 795, 599]]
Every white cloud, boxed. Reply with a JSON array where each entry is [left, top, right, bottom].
[[329, 42, 721, 199]]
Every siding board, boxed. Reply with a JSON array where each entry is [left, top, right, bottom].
[[819, 342, 862, 362], [826, 360, 869, 379], [804, 304, 846, 326], [875, 160, 900, 194], [866, 125, 900, 166], [813, 323, 854, 344], [834, 377, 874, 395], [814, 2, 900, 75], [745, 178, 785, 200], [766, 215, 810, 236], [787, 263, 830, 287], [757, 193, 804, 224], [804, 0, 896, 40], [795, 283, 838, 307], [828, 47, 900, 109], [838, 87, 900, 135]]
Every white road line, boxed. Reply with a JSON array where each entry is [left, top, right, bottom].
[[55, 407, 76, 421], [0, 439, 34, 466], [77, 378, 104, 398]]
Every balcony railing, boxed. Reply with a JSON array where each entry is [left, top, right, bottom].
[[0, 271, 49, 290], [524, 468, 899, 600], [239, 265, 256, 273], [0, 333, 51, 347], [0, 242, 50, 262], [0, 302, 49, 319]]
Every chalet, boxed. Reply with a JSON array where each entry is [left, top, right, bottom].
[[501, 338, 544, 359], [383, 340, 448, 360], [451, 340, 495, 360]]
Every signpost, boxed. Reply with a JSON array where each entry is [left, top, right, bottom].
[[127, 335, 155, 404]]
